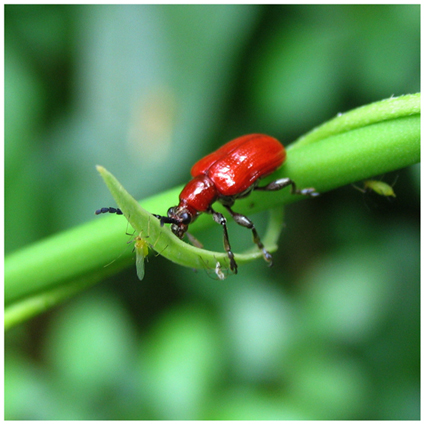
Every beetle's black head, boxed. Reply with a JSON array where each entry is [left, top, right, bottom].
[[154, 206, 192, 239]]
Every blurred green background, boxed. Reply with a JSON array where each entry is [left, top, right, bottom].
[[5, 5, 419, 420]]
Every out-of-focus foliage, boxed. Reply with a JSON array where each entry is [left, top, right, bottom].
[[5, 5, 419, 420]]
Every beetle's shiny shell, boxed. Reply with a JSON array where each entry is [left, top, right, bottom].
[[191, 134, 285, 197]]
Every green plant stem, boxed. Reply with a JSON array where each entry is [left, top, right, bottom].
[[5, 94, 420, 329], [291, 93, 420, 148]]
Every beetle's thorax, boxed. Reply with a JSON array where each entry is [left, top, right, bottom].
[[166, 175, 218, 239], [178, 174, 218, 214]]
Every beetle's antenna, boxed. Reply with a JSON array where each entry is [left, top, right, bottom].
[[153, 214, 180, 226], [95, 207, 123, 215]]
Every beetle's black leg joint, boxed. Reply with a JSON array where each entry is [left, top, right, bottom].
[[223, 205, 273, 267], [256, 178, 319, 197], [209, 208, 238, 274]]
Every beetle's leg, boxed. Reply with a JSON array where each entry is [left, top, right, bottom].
[[186, 232, 203, 249], [256, 178, 319, 197], [208, 208, 238, 274], [223, 205, 273, 267]]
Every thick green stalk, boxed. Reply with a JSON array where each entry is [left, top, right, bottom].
[[4, 94, 420, 329]]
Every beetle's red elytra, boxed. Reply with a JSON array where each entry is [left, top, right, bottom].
[[154, 134, 319, 274]]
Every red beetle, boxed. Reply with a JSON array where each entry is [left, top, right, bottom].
[[153, 134, 318, 273], [96, 134, 318, 273]]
